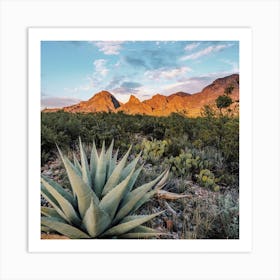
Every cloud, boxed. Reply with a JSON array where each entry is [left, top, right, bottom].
[[184, 42, 200, 51], [105, 75, 125, 90], [93, 59, 109, 76], [121, 81, 142, 88], [181, 44, 230, 61], [145, 66, 192, 80], [94, 41, 123, 55], [111, 81, 142, 95], [161, 72, 233, 94], [41, 97, 81, 109], [124, 56, 147, 68], [124, 48, 178, 70]]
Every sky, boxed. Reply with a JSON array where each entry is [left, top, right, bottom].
[[41, 40, 239, 108]]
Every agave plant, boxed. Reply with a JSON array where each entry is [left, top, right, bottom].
[[41, 138, 169, 239]]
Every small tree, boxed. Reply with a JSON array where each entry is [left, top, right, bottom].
[[215, 95, 233, 114]]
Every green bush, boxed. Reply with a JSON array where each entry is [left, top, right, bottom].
[[139, 139, 169, 163], [197, 169, 220, 191]]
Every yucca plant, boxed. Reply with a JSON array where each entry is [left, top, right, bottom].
[[41, 138, 169, 239]]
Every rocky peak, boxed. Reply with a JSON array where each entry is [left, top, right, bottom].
[[128, 95, 141, 104]]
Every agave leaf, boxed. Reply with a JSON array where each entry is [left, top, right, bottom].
[[41, 177, 81, 226], [120, 215, 147, 223], [129, 225, 158, 233], [57, 146, 99, 217], [131, 168, 169, 212], [132, 190, 157, 213], [73, 153, 82, 176], [122, 169, 166, 206], [102, 145, 132, 196], [82, 199, 111, 237], [41, 174, 76, 206], [108, 148, 119, 178], [105, 139, 114, 180], [90, 139, 99, 181], [41, 184, 68, 221], [114, 171, 166, 222], [154, 168, 170, 190], [41, 206, 66, 221], [120, 152, 142, 181], [41, 217, 90, 239], [41, 225, 54, 233], [94, 141, 107, 198], [79, 137, 91, 188], [102, 211, 164, 237], [124, 164, 144, 197], [99, 168, 135, 220]]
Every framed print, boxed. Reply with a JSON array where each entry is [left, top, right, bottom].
[[1, 0, 280, 279], [28, 27, 252, 253]]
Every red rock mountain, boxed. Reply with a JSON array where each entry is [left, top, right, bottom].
[[62, 91, 120, 113], [43, 74, 239, 117]]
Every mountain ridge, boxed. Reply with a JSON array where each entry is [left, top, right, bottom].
[[43, 74, 239, 117]]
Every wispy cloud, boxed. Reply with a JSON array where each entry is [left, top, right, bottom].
[[161, 72, 236, 94], [94, 41, 123, 55], [93, 59, 109, 76], [121, 81, 142, 88], [145, 66, 192, 80], [181, 44, 230, 61], [184, 42, 200, 51], [111, 81, 142, 96]]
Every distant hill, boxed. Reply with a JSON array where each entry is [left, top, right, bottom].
[[43, 74, 239, 117]]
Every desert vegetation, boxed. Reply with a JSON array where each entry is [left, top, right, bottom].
[[41, 105, 239, 239]]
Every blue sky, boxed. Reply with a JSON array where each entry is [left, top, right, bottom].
[[41, 40, 239, 108]]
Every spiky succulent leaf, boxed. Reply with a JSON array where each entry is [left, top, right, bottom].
[[99, 168, 135, 220], [41, 206, 66, 221], [41, 174, 76, 206], [105, 139, 114, 180], [102, 211, 164, 237], [73, 153, 82, 177], [90, 139, 98, 181], [120, 152, 142, 181], [57, 147, 99, 217], [41, 225, 54, 233], [102, 146, 132, 196], [41, 184, 68, 221], [155, 168, 170, 190], [108, 148, 119, 178], [82, 199, 111, 237], [79, 137, 91, 187], [132, 190, 157, 213], [94, 141, 107, 198], [41, 177, 81, 226], [41, 217, 90, 239], [122, 169, 167, 206], [115, 170, 167, 223], [124, 164, 144, 197]]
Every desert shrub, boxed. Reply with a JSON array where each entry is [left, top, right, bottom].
[[197, 169, 220, 191], [138, 139, 170, 163], [214, 192, 239, 238]]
